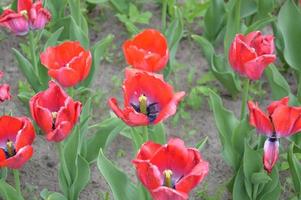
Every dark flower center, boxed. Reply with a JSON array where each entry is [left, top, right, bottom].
[[268, 133, 278, 143], [1, 140, 16, 158], [51, 112, 57, 130], [131, 94, 159, 122]]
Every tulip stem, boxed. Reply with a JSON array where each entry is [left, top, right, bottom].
[[240, 79, 250, 120], [143, 126, 149, 142], [56, 142, 71, 196], [13, 169, 22, 197], [252, 183, 259, 200], [161, 0, 168, 31], [29, 31, 39, 78]]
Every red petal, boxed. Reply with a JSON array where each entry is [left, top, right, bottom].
[[263, 139, 279, 173], [0, 84, 11, 102], [243, 31, 261, 45], [46, 121, 72, 142], [151, 187, 188, 200], [153, 91, 185, 125], [18, 0, 32, 13], [15, 117, 35, 151], [1, 145, 33, 169], [248, 101, 273, 136], [244, 54, 276, 80], [0, 116, 23, 143], [176, 159, 209, 193], [267, 97, 289, 115], [136, 141, 162, 160], [132, 160, 162, 190], [125, 68, 163, 81], [0, 10, 29, 36], [108, 98, 149, 126], [30, 2, 52, 30], [272, 106, 301, 137]]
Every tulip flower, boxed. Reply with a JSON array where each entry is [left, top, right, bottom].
[[0, 116, 35, 169], [123, 29, 169, 72], [0, 84, 11, 103], [133, 138, 209, 200], [40, 41, 92, 87], [0, 0, 51, 35], [108, 68, 185, 126], [248, 97, 301, 173], [30, 81, 82, 142], [229, 31, 276, 80]]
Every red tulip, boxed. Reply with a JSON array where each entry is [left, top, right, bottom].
[[108, 68, 185, 126], [30, 81, 82, 142], [40, 41, 92, 87], [248, 97, 301, 172], [229, 31, 276, 80], [0, 0, 51, 35], [0, 116, 35, 169], [0, 84, 11, 103], [133, 138, 209, 200], [123, 29, 169, 72]]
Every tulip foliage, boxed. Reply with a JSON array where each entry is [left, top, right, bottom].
[[1, 0, 301, 199]]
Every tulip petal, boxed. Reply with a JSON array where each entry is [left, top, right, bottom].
[[18, 0, 32, 13], [151, 187, 188, 200], [1, 145, 33, 169], [0, 116, 23, 145], [136, 141, 162, 160], [267, 96, 289, 115], [244, 54, 276, 80], [248, 101, 273, 136], [15, 117, 35, 151], [263, 139, 279, 173], [47, 121, 72, 142]]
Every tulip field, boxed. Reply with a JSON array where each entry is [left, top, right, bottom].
[[1, 0, 301, 199]]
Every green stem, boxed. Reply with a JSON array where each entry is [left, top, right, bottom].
[[142, 126, 149, 142], [161, 0, 168, 31], [13, 169, 21, 197], [29, 31, 39, 77], [56, 142, 71, 195], [240, 79, 250, 120]]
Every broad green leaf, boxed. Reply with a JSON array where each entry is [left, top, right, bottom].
[[264, 64, 290, 100], [288, 143, 301, 195], [97, 149, 139, 200], [44, 27, 64, 49], [13, 48, 41, 92], [45, 0, 67, 21], [240, 0, 257, 18], [224, 0, 241, 56], [200, 87, 239, 167], [84, 117, 127, 163], [259, 183, 280, 200], [251, 172, 271, 185], [80, 34, 114, 87], [109, 0, 129, 14], [211, 54, 241, 95], [256, 0, 275, 18], [191, 34, 215, 62], [278, 0, 301, 72], [164, 6, 183, 78], [70, 155, 90, 200], [257, 167, 279, 198], [40, 189, 67, 200], [244, 16, 276, 34], [86, 0, 107, 3], [204, 0, 225, 41], [0, 180, 24, 200], [233, 167, 250, 200], [243, 142, 262, 181]]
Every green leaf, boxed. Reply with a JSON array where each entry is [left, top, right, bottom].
[[196, 136, 208, 151], [243, 142, 262, 181], [251, 172, 271, 185], [86, 0, 107, 3], [288, 143, 301, 195], [204, 0, 225, 41], [12, 48, 42, 92], [231, 119, 252, 158], [200, 87, 239, 168], [44, 27, 64, 49], [191, 34, 215, 62], [257, 167, 279, 199], [240, 0, 257, 18], [97, 149, 139, 200], [45, 0, 67, 21], [109, 0, 129, 14], [244, 16, 276, 34], [211, 54, 241, 96], [84, 117, 127, 163], [233, 167, 250, 200], [40, 189, 67, 200], [80, 34, 114, 87], [278, 0, 301, 71], [0, 180, 24, 200], [256, 0, 275, 18], [264, 64, 291, 100]]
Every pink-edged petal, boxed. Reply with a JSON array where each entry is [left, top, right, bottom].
[[46, 121, 72, 142], [176, 159, 209, 193], [108, 98, 149, 126], [272, 106, 301, 137], [0, 84, 11, 102], [136, 141, 162, 160], [267, 96, 289, 115], [15, 117, 35, 151], [153, 91, 185, 125], [48, 67, 81, 87], [151, 186, 188, 200], [263, 139, 279, 173], [248, 101, 273, 136], [132, 160, 162, 190], [125, 68, 164, 81], [244, 54, 276, 80], [1, 145, 33, 169], [32, 105, 53, 134], [243, 31, 261, 45]]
